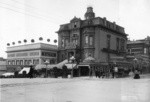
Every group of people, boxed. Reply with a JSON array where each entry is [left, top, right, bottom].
[[94, 66, 141, 79]]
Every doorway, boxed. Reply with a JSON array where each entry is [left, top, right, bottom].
[[79, 66, 89, 76]]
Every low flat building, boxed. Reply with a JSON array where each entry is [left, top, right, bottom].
[[6, 43, 58, 72]]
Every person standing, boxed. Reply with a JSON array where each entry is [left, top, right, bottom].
[[134, 69, 140, 79], [114, 66, 118, 78], [29, 66, 34, 78]]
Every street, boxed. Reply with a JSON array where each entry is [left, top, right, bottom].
[[0, 75, 150, 102]]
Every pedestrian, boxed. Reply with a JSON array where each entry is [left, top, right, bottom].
[[110, 67, 115, 78], [114, 66, 118, 78], [134, 69, 140, 79], [95, 68, 98, 78], [29, 66, 34, 78]]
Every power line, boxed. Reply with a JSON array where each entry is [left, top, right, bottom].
[[0, 1, 63, 25], [0, 5, 57, 26], [10, 0, 67, 21]]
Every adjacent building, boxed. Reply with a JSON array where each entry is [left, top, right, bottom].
[[56, 7, 128, 64], [6, 43, 58, 72], [127, 36, 150, 73], [0, 57, 7, 75]]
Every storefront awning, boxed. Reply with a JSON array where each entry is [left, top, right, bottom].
[[35, 59, 69, 69], [65, 64, 76, 69], [19, 67, 30, 74]]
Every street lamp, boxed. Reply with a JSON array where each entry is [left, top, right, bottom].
[[133, 58, 138, 69], [70, 56, 75, 78], [44, 60, 49, 78]]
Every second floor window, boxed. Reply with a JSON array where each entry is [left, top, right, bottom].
[[120, 39, 125, 51], [89, 36, 93, 46], [73, 39, 78, 45], [62, 39, 64, 47], [85, 35, 88, 44], [116, 38, 119, 50], [107, 35, 111, 49]]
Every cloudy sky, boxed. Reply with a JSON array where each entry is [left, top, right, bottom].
[[0, 0, 150, 58]]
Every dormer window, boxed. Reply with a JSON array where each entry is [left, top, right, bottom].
[[74, 22, 77, 28]]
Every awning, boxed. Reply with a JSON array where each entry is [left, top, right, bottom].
[[2, 72, 14, 76], [35, 59, 69, 69], [57, 59, 68, 69], [19, 67, 30, 74], [35, 64, 57, 69], [83, 56, 95, 63], [65, 64, 77, 69]]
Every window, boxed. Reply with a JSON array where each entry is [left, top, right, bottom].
[[16, 60, 20, 65], [74, 22, 77, 28], [62, 39, 64, 47], [85, 35, 88, 44], [73, 39, 78, 45], [89, 36, 93, 46], [116, 38, 119, 50], [144, 48, 147, 54], [33, 59, 39, 65], [12, 60, 15, 65], [107, 35, 111, 49], [65, 39, 69, 46], [8, 61, 11, 65], [120, 39, 125, 51], [20, 60, 23, 65]]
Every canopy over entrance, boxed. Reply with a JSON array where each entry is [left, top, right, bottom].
[[83, 56, 95, 63], [35, 59, 69, 70]]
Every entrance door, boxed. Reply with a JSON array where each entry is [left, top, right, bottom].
[[79, 66, 89, 76]]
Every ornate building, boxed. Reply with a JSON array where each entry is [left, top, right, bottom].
[[6, 43, 57, 72], [56, 7, 128, 64]]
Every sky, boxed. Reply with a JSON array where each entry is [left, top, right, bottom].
[[0, 0, 150, 58]]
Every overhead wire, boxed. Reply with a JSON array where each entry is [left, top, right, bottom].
[[0, 1, 63, 25], [10, 0, 67, 22]]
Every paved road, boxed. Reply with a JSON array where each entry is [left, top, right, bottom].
[[0, 75, 150, 102]]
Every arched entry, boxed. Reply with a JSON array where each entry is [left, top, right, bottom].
[[79, 66, 90, 76]]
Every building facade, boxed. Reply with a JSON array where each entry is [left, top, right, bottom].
[[127, 36, 150, 73], [56, 7, 128, 64], [6, 43, 57, 72]]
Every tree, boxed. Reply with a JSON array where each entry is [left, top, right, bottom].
[[39, 37, 43, 41], [18, 41, 21, 44], [7, 43, 10, 46], [54, 39, 57, 44], [24, 39, 27, 44], [31, 39, 35, 43], [47, 39, 50, 42]]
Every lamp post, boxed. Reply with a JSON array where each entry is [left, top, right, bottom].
[[44, 60, 49, 78], [70, 56, 75, 78], [133, 58, 138, 70]]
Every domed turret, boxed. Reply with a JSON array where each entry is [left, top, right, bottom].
[[84, 7, 95, 20]]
